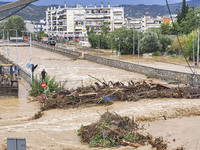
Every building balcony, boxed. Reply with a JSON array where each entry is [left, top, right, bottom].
[[86, 18, 110, 20], [74, 12, 85, 15], [86, 24, 101, 26], [86, 12, 110, 15], [75, 26, 84, 30], [57, 13, 66, 17], [113, 11, 123, 14], [74, 24, 85, 27]]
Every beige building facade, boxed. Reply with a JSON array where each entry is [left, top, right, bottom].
[[125, 15, 164, 32], [46, 3, 124, 41]]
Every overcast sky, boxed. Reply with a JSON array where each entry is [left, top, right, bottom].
[[3, 0, 191, 6]]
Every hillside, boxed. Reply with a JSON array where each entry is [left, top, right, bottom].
[[123, 0, 200, 18], [0, 0, 199, 21]]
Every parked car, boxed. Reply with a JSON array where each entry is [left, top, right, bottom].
[[47, 38, 56, 46]]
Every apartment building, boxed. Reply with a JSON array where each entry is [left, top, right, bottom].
[[125, 15, 164, 32], [46, 3, 124, 41], [34, 20, 46, 33]]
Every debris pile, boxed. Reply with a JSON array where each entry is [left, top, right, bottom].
[[78, 112, 167, 149], [38, 80, 200, 111]]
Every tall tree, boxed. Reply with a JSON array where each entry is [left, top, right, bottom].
[[4, 15, 26, 37], [139, 31, 161, 53], [177, 0, 189, 24]]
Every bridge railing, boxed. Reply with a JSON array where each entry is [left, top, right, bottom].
[[0, 54, 31, 84]]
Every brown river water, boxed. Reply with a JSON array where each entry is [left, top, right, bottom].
[[0, 46, 200, 149]]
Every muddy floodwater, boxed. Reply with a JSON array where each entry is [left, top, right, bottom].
[[0, 46, 200, 149]]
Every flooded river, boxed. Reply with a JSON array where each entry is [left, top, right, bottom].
[[0, 46, 200, 149]]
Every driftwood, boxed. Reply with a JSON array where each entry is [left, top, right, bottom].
[[104, 125, 123, 138], [78, 93, 97, 97], [121, 139, 141, 147], [40, 80, 200, 111]]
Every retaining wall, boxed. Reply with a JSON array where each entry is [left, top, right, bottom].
[[12, 42, 200, 83], [0, 55, 31, 84], [84, 54, 200, 82], [32, 42, 82, 59]]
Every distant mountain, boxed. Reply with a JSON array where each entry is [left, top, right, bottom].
[[0, 0, 199, 21], [123, 0, 200, 18], [0, 1, 8, 5]]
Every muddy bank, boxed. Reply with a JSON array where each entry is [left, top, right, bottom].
[[1, 97, 200, 149]]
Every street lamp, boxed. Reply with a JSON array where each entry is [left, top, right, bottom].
[[98, 34, 100, 56], [196, 13, 200, 66], [133, 26, 135, 56], [115, 37, 120, 60], [22, 31, 32, 84], [10, 29, 18, 65], [138, 31, 140, 65]]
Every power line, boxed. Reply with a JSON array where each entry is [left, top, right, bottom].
[[0, 3, 30, 22], [165, 0, 195, 74]]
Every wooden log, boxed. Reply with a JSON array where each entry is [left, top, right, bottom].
[[104, 125, 123, 138], [78, 93, 98, 97], [121, 139, 141, 148]]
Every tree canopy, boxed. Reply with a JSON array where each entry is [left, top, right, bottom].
[[4, 15, 26, 37]]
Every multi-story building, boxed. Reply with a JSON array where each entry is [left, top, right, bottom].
[[46, 3, 124, 41], [125, 15, 164, 32], [34, 19, 46, 33]]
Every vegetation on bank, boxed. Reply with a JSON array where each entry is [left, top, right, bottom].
[[87, 0, 200, 60], [30, 75, 60, 97]]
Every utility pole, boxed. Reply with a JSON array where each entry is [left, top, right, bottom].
[[193, 31, 195, 74], [197, 23, 199, 66], [98, 35, 100, 56], [111, 37, 113, 56], [138, 31, 140, 65], [133, 27, 135, 56], [30, 33, 32, 84], [196, 13, 200, 67], [119, 37, 120, 60]]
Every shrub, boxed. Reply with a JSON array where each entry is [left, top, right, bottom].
[[30, 74, 59, 97], [153, 51, 160, 56]]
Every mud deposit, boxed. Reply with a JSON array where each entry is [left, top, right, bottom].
[[0, 46, 200, 149]]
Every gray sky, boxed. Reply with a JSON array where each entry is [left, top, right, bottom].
[[2, 0, 191, 6]]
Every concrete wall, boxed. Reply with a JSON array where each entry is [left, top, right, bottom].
[[84, 54, 200, 82], [31, 42, 200, 82], [32, 42, 82, 59], [0, 55, 32, 84]]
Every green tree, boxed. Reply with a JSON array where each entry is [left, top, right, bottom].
[[158, 34, 172, 52], [180, 7, 196, 34], [4, 15, 26, 37], [111, 27, 141, 54], [160, 22, 171, 34], [37, 31, 48, 41], [139, 31, 161, 53], [185, 31, 198, 57], [177, 0, 189, 24], [171, 35, 187, 54], [88, 29, 99, 48]]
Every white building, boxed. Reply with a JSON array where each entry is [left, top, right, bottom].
[[46, 3, 124, 41], [125, 15, 164, 32], [34, 19, 46, 33]]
